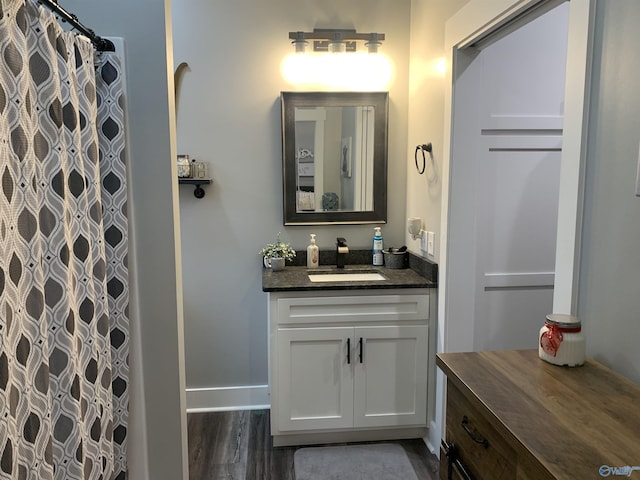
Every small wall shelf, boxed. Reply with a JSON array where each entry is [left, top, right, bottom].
[[178, 178, 212, 199]]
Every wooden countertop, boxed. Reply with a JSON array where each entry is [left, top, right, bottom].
[[436, 350, 640, 480]]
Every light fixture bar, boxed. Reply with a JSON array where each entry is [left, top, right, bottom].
[[288, 29, 385, 53]]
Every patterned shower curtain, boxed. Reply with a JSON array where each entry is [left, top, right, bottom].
[[0, 0, 129, 479]]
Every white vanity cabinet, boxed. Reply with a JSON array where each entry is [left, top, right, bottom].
[[268, 289, 432, 446]]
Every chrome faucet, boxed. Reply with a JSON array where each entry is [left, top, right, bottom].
[[336, 237, 349, 268]]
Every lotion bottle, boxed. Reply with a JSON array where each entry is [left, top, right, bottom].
[[372, 227, 384, 266], [307, 234, 319, 268]]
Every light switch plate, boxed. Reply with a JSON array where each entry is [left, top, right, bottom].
[[636, 140, 640, 197], [427, 231, 435, 256]]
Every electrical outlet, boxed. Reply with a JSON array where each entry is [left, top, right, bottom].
[[427, 231, 435, 256], [420, 230, 427, 252]]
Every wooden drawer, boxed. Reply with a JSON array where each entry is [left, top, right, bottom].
[[445, 381, 516, 480]]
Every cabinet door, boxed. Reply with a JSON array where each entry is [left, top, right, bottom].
[[354, 325, 428, 428], [277, 327, 353, 431]]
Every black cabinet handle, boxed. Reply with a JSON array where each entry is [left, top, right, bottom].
[[461, 416, 489, 448], [347, 338, 351, 364], [452, 456, 473, 480], [358, 337, 363, 363], [442, 441, 473, 480]]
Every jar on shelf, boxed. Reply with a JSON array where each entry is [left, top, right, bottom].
[[539, 313, 585, 367], [194, 161, 208, 179], [177, 154, 191, 178]]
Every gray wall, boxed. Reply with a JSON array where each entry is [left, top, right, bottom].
[[57, 0, 188, 478], [171, 0, 411, 391], [579, 0, 640, 383], [406, 0, 470, 259]]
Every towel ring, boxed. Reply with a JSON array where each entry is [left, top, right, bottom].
[[415, 143, 432, 175]]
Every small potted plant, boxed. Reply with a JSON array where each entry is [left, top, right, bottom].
[[260, 232, 296, 271]]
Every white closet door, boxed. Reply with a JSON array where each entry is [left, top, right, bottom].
[[473, 3, 569, 351]]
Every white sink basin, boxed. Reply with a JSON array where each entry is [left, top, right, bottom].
[[308, 272, 386, 282]]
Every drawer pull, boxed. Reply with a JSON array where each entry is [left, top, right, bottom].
[[442, 441, 473, 480], [358, 337, 363, 363], [347, 338, 351, 364], [461, 415, 489, 448]]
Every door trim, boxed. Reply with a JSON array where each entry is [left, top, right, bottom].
[[551, 0, 596, 314]]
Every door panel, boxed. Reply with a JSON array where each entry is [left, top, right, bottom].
[[478, 148, 561, 275], [277, 327, 353, 431], [475, 123, 562, 350], [353, 325, 428, 428], [294, 108, 325, 211]]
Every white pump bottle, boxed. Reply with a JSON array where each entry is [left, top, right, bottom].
[[307, 234, 319, 268]]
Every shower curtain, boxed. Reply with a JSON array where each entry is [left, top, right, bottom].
[[0, 0, 129, 479]]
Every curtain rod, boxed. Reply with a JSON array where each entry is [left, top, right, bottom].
[[39, 0, 115, 52]]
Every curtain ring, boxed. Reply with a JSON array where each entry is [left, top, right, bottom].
[[415, 143, 432, 175]]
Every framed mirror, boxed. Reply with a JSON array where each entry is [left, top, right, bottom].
[[281, 91, 388, 225]]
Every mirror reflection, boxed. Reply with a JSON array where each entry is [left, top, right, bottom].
[[295, 105, 375, 213], [281, 92, 388, 225]]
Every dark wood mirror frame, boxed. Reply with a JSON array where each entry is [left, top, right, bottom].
[[281, 91, 388, 225]]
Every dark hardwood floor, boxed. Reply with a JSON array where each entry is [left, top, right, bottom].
[[187, 410, 439, 480]]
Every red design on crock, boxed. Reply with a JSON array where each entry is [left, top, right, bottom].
[[540, 321, 582, 357], [540, 323, 563, 357]]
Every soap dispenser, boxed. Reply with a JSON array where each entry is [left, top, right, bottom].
[[372, 227, 384, 266], [307, 234, 319, 268]]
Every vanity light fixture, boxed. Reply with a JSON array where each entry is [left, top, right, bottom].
[[283, 29, 392, 90], [290, 31, 309, 53], [288, 29, 386, 54]]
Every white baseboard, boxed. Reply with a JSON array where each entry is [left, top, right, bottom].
[[424, 420, 440, 456], [186, 385, 270, 413]]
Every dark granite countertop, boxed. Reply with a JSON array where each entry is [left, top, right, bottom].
[[262, 260, 437, 292]]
